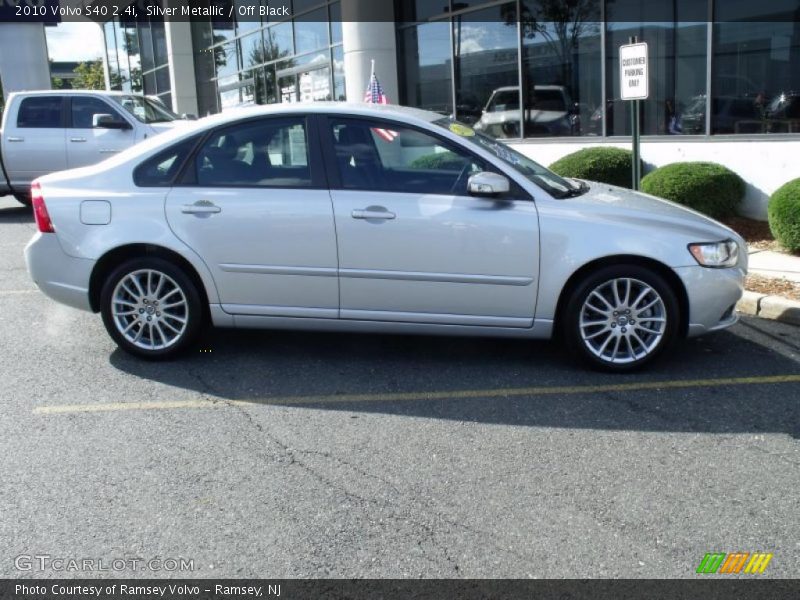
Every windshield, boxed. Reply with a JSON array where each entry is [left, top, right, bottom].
[[434, 118, 585, 198], [110, 95, 179, 124]]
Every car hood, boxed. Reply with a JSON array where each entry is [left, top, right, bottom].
[[148, 120, 192, 135], [569, 181, 743, 243], [478, 109, 568, 125]]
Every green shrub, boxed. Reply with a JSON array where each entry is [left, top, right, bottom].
[[410, 151, 464, 171], [768, 178, 800, 252], [640, 162, 744, 219], [549, 147, 637, 188]]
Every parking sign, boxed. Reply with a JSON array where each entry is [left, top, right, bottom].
[[620, 42, 649, 100]]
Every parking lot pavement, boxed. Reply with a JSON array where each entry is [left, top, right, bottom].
[[1, 196, 798, 579]]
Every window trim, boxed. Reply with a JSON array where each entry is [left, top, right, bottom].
[[133, 134, 204, 188], [176, 114, 328, 190], [318, 114, 532, 200], [67, 95, 132, 130], [16, 95, 67, 129]]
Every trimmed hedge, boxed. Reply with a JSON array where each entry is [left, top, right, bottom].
[[410, 151, 464, 171], [640, 162, 744, 219], [768, 178, 800, 252], [549, 147, 637, 188]]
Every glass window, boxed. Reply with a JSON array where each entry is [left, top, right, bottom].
[[70, 97, 124, 129], [215, 41, 240, 79], [398, 22, 453, 114], [134, 136, 199, 187], [196, 118, 311, 187], [454, 3, 519, 132], [332, 45, 345, 101], [240, 31, 264, 69], [234, 0, 261, 33], [211, 0, 236, 44], [294, 8, 328, 54], [606, 1, 707, 135], [712, 1, 800, 134], [109, 95, 178, 123], [155, 66, 171, 95], [329, 118, 484, 195], [433, 118, 584, 198], [265, 21, 294, 58], [17, 97, 63, 128], [139, 21, 155, 73], [519, 0, 601, 138], [329, 2, 342, 44], [151, 21, 168, 68], [396, 0, 449, 22]]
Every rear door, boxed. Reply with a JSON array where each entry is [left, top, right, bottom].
[[165, 115, 339, 317], [2, 95, 67, 187], [66, 95, 136, 168]]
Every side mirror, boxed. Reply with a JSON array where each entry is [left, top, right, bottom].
[[93, 114, 131, 130], [468, 171, 510, 197]]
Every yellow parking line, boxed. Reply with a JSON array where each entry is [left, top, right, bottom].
[[32, 374, 800, 415]]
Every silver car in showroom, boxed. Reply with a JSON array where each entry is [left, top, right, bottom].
[[25, 103, 746, 371]]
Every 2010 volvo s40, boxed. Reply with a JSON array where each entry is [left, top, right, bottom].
[[25, 104, 746, 371]]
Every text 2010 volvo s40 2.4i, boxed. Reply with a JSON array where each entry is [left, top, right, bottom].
[[25, 104, 746, 371]]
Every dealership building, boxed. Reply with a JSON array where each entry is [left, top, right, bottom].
[[1, 0, 799, 218]]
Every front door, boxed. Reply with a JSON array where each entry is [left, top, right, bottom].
[[322, 117, 540, 327], [165, 115, 339, 317], [66, 96, 136, 168]]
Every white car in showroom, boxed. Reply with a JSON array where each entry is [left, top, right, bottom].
[[25, 103, 746, 371]]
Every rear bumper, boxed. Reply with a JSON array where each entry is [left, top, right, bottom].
[[25, 232, 94, 312], [675, 265, 746, 338]]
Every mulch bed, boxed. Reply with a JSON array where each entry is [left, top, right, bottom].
[[745, 274, 800, 302]]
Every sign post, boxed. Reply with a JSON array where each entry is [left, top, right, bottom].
[[619, 37, 648, 190]]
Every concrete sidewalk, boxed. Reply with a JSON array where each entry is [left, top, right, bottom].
[[748, 249, 800, 283], [738, 248, 800, 326]]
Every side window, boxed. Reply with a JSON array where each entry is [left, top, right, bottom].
[[17, 96, 63, 128], [134, 136, 198, 187], [195, 118, 311, 187], [330, 119, 483, 194], [71, 97, 125, 129]]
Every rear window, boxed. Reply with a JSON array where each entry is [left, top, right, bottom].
[[17, 96, 63, 128], [134, 136, 199, 187]]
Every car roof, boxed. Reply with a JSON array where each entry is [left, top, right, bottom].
[[196, 102, 446, 126], [9, 89, 141, 97]]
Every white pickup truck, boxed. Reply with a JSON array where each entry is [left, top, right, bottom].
[[0, 90, 187, 205]]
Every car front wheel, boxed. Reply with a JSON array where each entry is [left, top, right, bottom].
[[564, 265, 679, 371], [100, 258, 202, 359]]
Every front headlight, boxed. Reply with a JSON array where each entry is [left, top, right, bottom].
[[687, 240, 739, 268]]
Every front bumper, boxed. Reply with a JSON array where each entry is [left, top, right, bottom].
[[675, 265, 746, 337], [25, 232, 94, 312]]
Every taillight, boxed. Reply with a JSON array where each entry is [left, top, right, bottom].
[[31, 182, 54, 233]]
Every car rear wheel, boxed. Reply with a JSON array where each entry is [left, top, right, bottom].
[[563, 265, 679, 372], [100, 257, 202, 359]]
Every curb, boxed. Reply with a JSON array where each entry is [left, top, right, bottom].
[[737, 291, 800, 326]]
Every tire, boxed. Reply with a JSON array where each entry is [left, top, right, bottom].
[[100, 257, 203, 360], [13, 192, 31, 207], [562, 264, 679, 372]]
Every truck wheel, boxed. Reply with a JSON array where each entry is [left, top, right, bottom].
[[100, 257, 203, 360], [13, 192, 31, 207]]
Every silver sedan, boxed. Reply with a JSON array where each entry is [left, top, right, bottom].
[[25, 104, 746, 371]]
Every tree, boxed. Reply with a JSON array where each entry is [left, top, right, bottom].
[[72, 60, 107, 90]]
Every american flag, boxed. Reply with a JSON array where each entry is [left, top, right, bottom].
[[363, 71, 388, 104], [364, 69, 398, 142]]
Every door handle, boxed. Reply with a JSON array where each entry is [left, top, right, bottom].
[[7, 137, 24, 142], [181, 201, 222, 215], [351, 208, 396, 220], [70, 137, 87, 143]]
